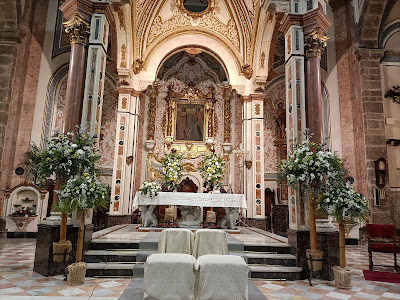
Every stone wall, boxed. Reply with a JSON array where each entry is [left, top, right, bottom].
[[0, 0, 20, 178]]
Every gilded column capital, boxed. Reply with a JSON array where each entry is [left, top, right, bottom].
[[63, 13, 90, 45], [305, 30, 329, 59]]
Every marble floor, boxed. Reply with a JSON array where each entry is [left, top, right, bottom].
[[0, 228, 400, 300]]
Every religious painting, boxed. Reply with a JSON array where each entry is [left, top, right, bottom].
[[175, 103, 205, 142]]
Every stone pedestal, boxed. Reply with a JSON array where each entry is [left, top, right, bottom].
[[288, 229, 339, 280], [272, 205, 289, 236], [33, 223, 93, 277], [0, 218, 6, 238]]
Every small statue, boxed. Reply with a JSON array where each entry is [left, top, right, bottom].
[[140, 205, 158, 227], [221, 207, 240, 229]]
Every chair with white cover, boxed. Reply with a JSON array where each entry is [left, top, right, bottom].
[[143, 253, 196, 300], [193, 229, 228, 258], [196, 254, 249, 300], [158, 228, 194, 254]]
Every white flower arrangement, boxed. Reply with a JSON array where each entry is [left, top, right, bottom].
[[201, 152, 225, 191], [55, 173, 110, 213], [161, 150, 183, 191], [317, 183, 369, 223], [139, 181, 162, 199], [277, 140, 346, 196]]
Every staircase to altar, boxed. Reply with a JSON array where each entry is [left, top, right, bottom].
[[83, 224, 302, 280]]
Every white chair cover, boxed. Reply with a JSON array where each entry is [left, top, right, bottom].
[[193, 229, 229, 258], [196, 254, 249, 300], [158, 228, 194, 254], [144, 253, 197, 300]]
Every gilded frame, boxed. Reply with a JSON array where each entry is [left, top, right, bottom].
[[165, 85, 215, 153]]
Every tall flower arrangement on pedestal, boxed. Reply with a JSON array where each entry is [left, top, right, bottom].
[[56, 173, 109, 265], [161, 149, 183, 191], [277, 139, 346, 270], [26, 131, 99, 244], [201, 152, 225, 191], [318, 183, 368, 284]]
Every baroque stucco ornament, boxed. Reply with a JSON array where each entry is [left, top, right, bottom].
[[305, 30, 329, 59], [63, 13, 90, 45]]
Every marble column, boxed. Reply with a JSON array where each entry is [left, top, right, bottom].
[[305, 32, 329, 145], [59, 1, 92, 133]]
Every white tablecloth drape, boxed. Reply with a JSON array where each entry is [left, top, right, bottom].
[[132, 192, 247, 211], [158, 228, 194, 254], [192, 229, 229, 258], [196, 254, 249, 300]]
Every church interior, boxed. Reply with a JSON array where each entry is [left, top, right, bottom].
[[0, 0, 400, 299]]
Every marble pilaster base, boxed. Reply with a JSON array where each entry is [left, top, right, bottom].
[[287, 229, 339, 280], [244, 218, 267, 231], [33, 223, 93, 277]]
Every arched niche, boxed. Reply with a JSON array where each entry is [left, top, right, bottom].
[[139, 33, 245, 88], [5, 184, 46, 234]]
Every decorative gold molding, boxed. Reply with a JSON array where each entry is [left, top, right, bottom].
[[120, 44, 127, 68], [305, 30, 329, 59], [63, 13, 90, 45], [241, 64, 253, 80], [223, 86, 232, 143], [147, 84, 158, 140], [260, 51, 265, 69], [183, 162, 197, 172], [133, 58, 144, 74], [113, 2, 126, 30], [177, 0, 213, 19]]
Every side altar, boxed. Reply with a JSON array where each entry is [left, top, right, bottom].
[[133, 192, 246, 229]]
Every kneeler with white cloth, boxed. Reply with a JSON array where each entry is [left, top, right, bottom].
[[143, 229, 249, 300]]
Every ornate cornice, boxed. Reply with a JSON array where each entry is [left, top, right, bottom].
[[63, 13, 90, 45], [279, 13, 304, 34], [302, 6, 332, 36]]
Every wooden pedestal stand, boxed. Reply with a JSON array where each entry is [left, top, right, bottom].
[[307, 192, 323, 286], [332, 222, 352, 289]]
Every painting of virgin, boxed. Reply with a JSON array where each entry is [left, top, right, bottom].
[[175, 103, 204, 141]]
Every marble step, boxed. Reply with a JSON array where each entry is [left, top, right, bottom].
[[244, 243, 291, 254], [245, 253, 297, 266], [249, 265, 302, 280], [89, 240, 140, 250], [86, 263, 302, 281], [86, 262, 140, 277], [84, 250, 138, 263]]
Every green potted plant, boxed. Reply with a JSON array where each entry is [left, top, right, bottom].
[[277, 139, 346, 271], [56, 173, 109, 285], [318, 183, 369, 288]]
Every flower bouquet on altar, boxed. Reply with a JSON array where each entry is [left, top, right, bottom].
[[201, 151, 225, 192], [139, 181, 162, 199], [161, 149, 183, 191], [318, 182, 369, 288]]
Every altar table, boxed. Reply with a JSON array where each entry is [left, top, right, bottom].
[[133, 192, 247, 228], [132, 192, 247, 210]]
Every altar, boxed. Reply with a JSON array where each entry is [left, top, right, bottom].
[[133, 192, 247, 229]]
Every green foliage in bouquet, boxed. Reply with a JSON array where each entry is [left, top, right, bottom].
[[25, 131, 99, 187], [161, 150, 183, 191], [277, 140, 346, 196], [201, 152, 225, 191], [55, 173, 110, 213], [317, 183, 369, 223]]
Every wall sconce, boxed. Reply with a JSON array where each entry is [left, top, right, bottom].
[[374, 157, 387, 189], [385, 86, 400, 104], [245, 160, 252, 170]]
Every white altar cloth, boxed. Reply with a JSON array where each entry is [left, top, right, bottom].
[[132, 192, 247, 210]]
